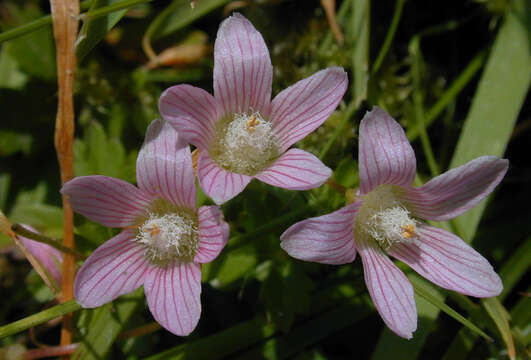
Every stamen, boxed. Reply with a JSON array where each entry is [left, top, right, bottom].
[[136, 212, 198, 265], [210, 111, 279, 175]]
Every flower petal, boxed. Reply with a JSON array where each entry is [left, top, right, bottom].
[[214, 13, 273, 115], [398, 156, 509, 221], [280, 202, 360, 265], [137, 119, 196, 210], [74, 230, 149, 307], [255, 149, 332, 190], [159, 84, 220, 150], [194, 206, 229, 264], [61, 176, 153, 228], [357, 239, 417, 339], [358, 107, 416, 194], [197, 151, 252, 205], [388, 225, 503, 297], [270, 67, 348, 151], [18, 225, 62, 284], [144, 262, 202, 336]]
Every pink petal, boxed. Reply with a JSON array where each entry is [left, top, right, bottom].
[[358, 107, 416, 194], [18, 225, 62, 284], [357, 239, 417, 339], [280, 202, 361, 265], [197, 151, 252, 205], [144, 262, 202, 336], [270, 67, 348, 151], [159, 84, 220, 150], [194, 206, 229, 264], [137, 119, 196, 210], [74, 230, 149, 307], [398, 156, 509, 221], [61, 176, 153, 228], [214, 13, 273, 115], [255, 149, 332, 190], [388, 225, 503, 297]]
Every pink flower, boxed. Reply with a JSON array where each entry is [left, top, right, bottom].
[[18, 225, 63, 285], [159, 13, 348, 204], [280, 107, 508, 339], [61, 120, 229, 336]]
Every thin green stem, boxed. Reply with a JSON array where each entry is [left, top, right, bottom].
[[407, 51, 486, 141], [12, 224, 86, 260], [371, 0, 406, 74], [0, 0, 151, 44], [319, 100, 358, 160], [0, 300, 81, 338], [410, 36, 439, 176]]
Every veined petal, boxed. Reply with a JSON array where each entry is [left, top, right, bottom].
[[281, 202, 361, 265], [388, 225, 503, 297], [214, 13, 273, 115], [159, 84, 220, 150], [137, 119, 196, 210], [398, 156, 509, 221], [194, 206, 229, 264], [357, 239, 417, 339], [197, 151, 252, 205], [74, 230, 149, 307], [144, 262, 202, 336], [18, 225, 62, 284], [61, 176, 153, 228], [255, 149, 332, 190], [270, 67, 348, 151], [359, 107, 416, 194]]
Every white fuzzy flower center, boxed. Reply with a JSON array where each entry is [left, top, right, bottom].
[[211, 111, 279, 175], [355, 185, 417, 249], [136, 212, 198, 265]]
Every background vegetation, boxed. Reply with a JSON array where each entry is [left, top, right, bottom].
[[0, 0, 529, 359]]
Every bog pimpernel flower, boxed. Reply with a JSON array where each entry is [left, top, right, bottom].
[[159, 13, 348, 204], [61, 120, 229, 336], [280, 107, 508, 338]]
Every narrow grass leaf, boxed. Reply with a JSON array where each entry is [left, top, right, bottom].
[[482, 298, 516, 360]]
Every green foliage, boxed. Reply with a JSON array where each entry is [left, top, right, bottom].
[[0, 0, 528, 358]]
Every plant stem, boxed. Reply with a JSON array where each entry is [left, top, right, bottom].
[[371, 0, 406, 75], [11, 224, 86, 259]]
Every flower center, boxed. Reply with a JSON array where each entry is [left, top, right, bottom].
[[136, 212, 198, 266], [210, 111, 279, 175], [355, 185, 418, 249]]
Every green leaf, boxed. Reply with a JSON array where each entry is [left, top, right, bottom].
[[146, 0, 231, 41], [205, 243, 258, 287], [347, 0, 370, 106], [412, 280, 492, 342], [0, 44, 28, 89], [0, 129, 32, 156], [0, 300, 81, 338], [0, 173, 10, 209], [75, 289, 143, 360], [333, 156, 358, 188], [76, 0, 128, 61], [498, 237, 531, 301], [74, 120, 132, 181], [2, 4, 56, 80], [449, 0, 531, 242], [482, 298, 515, 360]]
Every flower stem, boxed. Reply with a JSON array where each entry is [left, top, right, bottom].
[[11, 224, 86, 260]]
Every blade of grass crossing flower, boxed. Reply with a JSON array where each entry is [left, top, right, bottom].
[[412, 282, 493, 342], [449, 0, 531, 242], [76, 0, 128, 61], [0, 300, 81, 338], [482, 298, 516, 360], [75, 289, 143, 360], [370, 275, 444, 360]]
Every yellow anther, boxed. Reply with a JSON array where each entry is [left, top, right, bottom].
[[401, 224, 416, 239], [146, 224, 160, 236], [245, 115, 260, 133]]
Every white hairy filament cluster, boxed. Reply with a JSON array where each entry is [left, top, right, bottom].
[[355, 185, 417, 249], [136, 212, 198, 265], [211, 111, 278, 175]]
